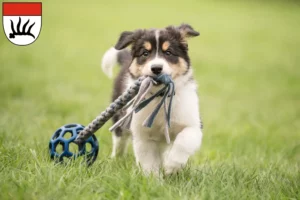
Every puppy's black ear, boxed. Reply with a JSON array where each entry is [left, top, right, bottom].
[[115, 31, 135, 50], [177, 24, 200, 38]]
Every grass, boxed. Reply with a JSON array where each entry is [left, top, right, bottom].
[[0, 0, 300, 199]]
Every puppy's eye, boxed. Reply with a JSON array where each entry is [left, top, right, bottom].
[[165, 50, 172, 56], [142, 51, 149, 57]]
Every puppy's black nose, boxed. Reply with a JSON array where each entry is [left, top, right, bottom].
[[151, 64, 163, 75]]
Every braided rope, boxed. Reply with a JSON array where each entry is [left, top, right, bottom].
[[75, 74, 175, 144], [75, 76, 146, 143]]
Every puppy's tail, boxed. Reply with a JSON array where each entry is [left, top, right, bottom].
[[101, 47, 132, 78]]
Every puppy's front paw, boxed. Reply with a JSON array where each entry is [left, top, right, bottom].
[[164, 159, 185, 175]]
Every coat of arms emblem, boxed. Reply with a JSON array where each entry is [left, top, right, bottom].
[[2, 2, 42, 46]]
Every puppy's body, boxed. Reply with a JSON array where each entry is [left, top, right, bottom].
[[102, 24, 203, 175]]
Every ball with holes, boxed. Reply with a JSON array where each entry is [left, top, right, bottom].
[[49, 123, 99, 165]]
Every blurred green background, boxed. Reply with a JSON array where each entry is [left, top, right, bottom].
[[0, 0, 299, 199]]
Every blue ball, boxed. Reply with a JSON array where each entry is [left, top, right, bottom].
[[49, 123, 99, 165]]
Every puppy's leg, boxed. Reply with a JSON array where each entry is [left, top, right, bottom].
[[111, 127, 131, 157], [133, 138, 161, 175], [164, 127, 202, 175]]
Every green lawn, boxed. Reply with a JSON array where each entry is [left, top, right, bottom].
[[1, 0, 300, 199]]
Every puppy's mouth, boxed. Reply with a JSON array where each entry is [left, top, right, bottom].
[[147, 75, 163, 86], [148, 73, 173, 86]]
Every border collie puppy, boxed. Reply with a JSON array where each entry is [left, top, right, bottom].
[[101, 24, 203, 175]]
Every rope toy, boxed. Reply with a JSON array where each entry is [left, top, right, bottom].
[[75, 74, 175, 144]]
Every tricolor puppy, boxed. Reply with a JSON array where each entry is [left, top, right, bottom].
[[101, 24, 203, 175]]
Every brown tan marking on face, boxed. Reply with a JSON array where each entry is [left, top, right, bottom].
[[162, 41, 170, 51], [169, 57, 188, 79], [129, 59, 143, 77], [144, 41, 152, 51]]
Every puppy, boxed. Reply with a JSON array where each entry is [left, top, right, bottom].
[[101, 24, 203, 175]]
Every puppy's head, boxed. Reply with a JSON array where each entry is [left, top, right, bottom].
[[114, 24, 199, 80]]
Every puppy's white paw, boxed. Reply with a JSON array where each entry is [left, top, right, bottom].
[[164, 159, 185, 175]]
